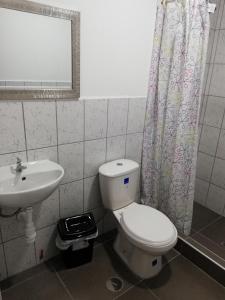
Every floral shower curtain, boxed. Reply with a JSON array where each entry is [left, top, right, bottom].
[[141, 0, 209, 235]]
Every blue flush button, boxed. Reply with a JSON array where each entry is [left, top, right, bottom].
[[124, 177, 129, 184]]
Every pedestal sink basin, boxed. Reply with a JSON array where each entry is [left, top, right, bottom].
[[0, 160, 64, 208]]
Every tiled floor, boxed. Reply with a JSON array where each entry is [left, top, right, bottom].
[[1, 236, 225, 300], [186, 202, 225, 267]]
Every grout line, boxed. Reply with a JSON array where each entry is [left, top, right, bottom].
[[1, 242, 9, 279], [55, 100, 59, 164], [124, 98, 130, 158], [1, 222, 58, 244], [105, 98, 109, 161], [0, 132, 146, 158], [21, 102, 28, 162], [55, 272, 75, 300]]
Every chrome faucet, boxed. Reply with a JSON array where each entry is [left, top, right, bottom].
[[15, 157, 27, 173]]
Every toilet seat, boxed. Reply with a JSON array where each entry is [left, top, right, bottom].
[[118, 203, 177, 254]]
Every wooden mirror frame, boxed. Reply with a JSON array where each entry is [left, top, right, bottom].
[[0, 0, 80, 100]]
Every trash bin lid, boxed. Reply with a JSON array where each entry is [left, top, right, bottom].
[[57, 213, 97, 241]]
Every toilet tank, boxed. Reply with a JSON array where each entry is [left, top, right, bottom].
[[99, 159, 140, 211]]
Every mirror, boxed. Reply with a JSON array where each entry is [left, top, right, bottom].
[[0, 0, 80, 100]]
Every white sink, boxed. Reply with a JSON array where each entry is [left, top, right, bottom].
[[0, 160, 64, 208]]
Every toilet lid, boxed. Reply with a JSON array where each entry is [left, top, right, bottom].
[[121, 205, 177, 246]]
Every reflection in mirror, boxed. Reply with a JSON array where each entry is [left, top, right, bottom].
[[0, 0, 80, 100], [0, 8, 72, 90]]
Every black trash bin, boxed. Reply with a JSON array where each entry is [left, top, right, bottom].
[[56, 213, 98, 268]]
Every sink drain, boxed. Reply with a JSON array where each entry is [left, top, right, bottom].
[[106, 276, 124, 292]]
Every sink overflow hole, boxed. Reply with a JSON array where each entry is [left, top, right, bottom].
[[22, 177, 26, 181], [106, 276, 124, 292]]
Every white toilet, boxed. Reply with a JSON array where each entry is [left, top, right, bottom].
[[99, 159, 177, 279]]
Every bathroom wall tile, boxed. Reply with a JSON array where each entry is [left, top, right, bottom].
[[204, 96, 225, 128], [127, 98, 146, 134], [0, 245, 7, 281], [210, 0, 222, 29], [27, 146, 58, 163], [196, 152, 214, 181], [57, 100, 84, 144], [206, 184, 225, 215], [33, 190, 59, 230], [89, 207, 105, 236], [216, 130, 225, 159], [106, 135, 126, 161], [198, 125, 203, 144], [58, 142, 83, 184], [211, 158, 225, 188], [84, 139, 106, 177], [0, 209, 24, 242], [210, 65, 225, 97], [35, 224, 58, 264], [206, 30, 215, 63], [210, 30, 219, 63], [85, 99, 108, 140], [84, 176, 102, 211], [204, 64, 213, 95], [4, 237, 36, 277], [215, 30, 225, 63], [199, 125, 220, 155], [221, 112, 225, 129], [219, 1, 225, 29], [202, 64, 209, 95], [59, 180, 83, 218], [103, 211, 117, 233], [199, 96, 207, 124], [107, 98, 128, 137], [0, 151, 27, 168], [194, 178, 209, 205], [0, 102, 25, 154], [24, 101, 57, 149], [126, 133, 143, 163]]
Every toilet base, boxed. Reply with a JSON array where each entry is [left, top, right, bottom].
[[114, 229, 162, 279]]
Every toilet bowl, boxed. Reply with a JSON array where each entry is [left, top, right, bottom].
[[99, 159, 178, 279]]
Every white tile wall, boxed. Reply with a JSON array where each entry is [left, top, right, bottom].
[[84, 139, 106, 177], [206, 184, 225, 215], [196, 152, 214, 181], [127, 98, 146, 134], [35, 224, 58, 264], [126, 133, 144, 163], [0, 245, 7, 281], [84, 176, 102, 211], [4, 237, 36, 277], [0, 102, 26, 154], [27, 146, 58, 163], [57, 101, 84, 144], [107, 98, 128, 137], [58, 142, 83, 183], [195, 10, 225, 216], [0, 96, 146, 278], [106, 135, 126, 161], [59, 180, 83, 218], [85, 99, 107, 140], [194, 178, 209, 205], [199, 125, 220, 155], [23, 101, 57, 149]]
